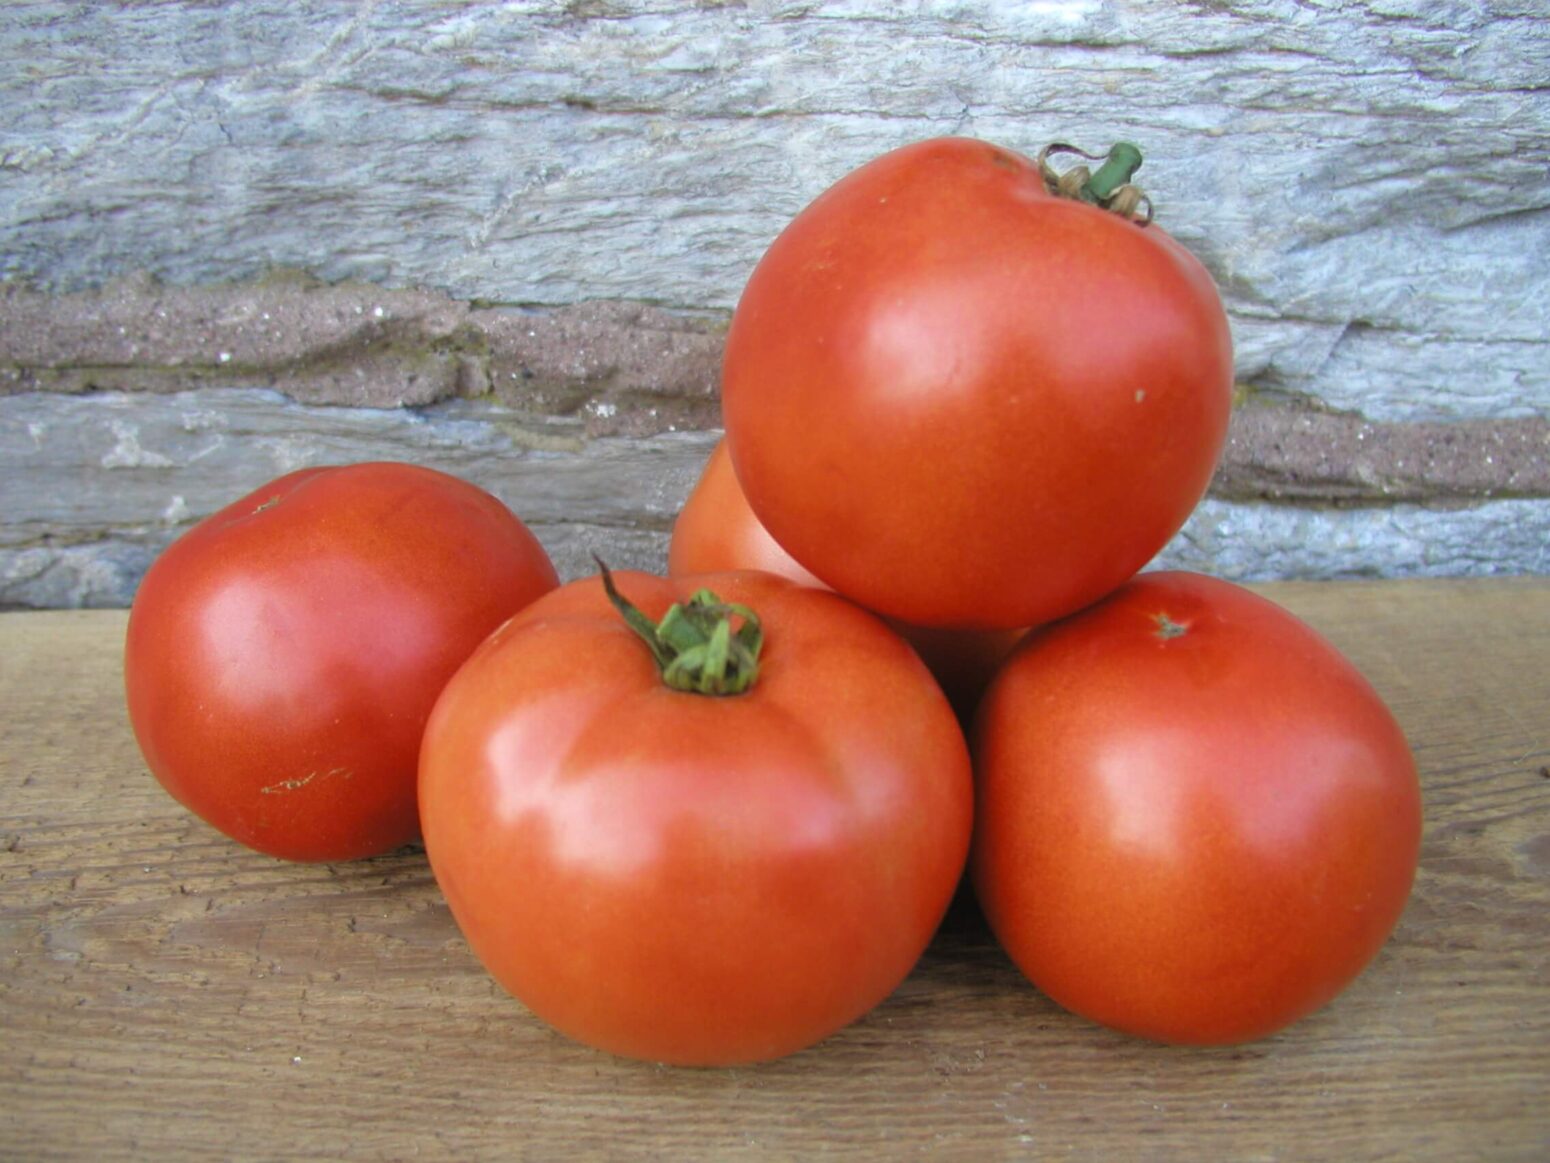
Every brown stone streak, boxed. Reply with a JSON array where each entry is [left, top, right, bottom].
[[0, 276, 724, 437], [1215, 404, 1550, 504], [475, 299, 723, 439]]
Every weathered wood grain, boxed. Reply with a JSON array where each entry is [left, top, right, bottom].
[[2, 580, 1547, 1160]]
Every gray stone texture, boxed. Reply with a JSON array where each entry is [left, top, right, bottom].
[[5, 387, 1548, 609], [3, 1, 1548, 420], [1155, 497, 1550, 581], [0, 387, 714, 607]]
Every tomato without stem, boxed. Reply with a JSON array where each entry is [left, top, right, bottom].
[[721, 136, 1233, 630], [418, 568, 973, 1065], [669, 440, 826, 588], [669, 440, 1023, 719], [971, 571, 1422, 1044], [124, 462, 559, 862]]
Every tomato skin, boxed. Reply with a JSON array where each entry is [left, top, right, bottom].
[[721, 136, 1233, 630], [124, 463, 559, 862], [669, 440, 827, 587], [418, 570, 973, 1065], [669, 440, 1023, 718], [971, 572, 1422, 1044]]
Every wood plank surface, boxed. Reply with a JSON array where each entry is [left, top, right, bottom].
[[3, 579, 1547, 1161]]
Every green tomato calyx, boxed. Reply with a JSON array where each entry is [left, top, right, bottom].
[[596, 557, 763, 696]]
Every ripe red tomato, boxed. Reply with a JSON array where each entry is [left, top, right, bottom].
[[669, 440, 1023, 718], [124, 462, 559, 862], [971, 572, 1422, 1044], [418, 568, 973, 1065], [669, 439, 826, 587], [720, 136, 1234, 630]]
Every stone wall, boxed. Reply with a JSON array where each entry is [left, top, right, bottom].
[[2, 1, 1547, 607]]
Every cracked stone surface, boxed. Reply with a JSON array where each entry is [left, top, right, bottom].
[[3, 1, 1548, 419]]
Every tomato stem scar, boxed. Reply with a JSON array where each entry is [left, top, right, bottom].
[[1152, 612, 1190, 640], [595, 557, 763, 696]]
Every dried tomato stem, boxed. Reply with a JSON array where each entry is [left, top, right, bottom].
[[1037, 142, 1153, 225]]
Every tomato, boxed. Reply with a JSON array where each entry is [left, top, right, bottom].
[[971, 571, 1422, 1044], [418, 567, 972, 1065], [124, 462, 559, 862], [669, 439, 827, 588], [720, 136, 1234, 630], [669, 439, 1023, 718]]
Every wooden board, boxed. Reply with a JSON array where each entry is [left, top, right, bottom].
[[3, 579, 1548, 1160]]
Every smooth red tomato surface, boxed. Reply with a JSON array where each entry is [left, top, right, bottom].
[[124, 462, 559, 862], [418, 569, 973, 1065], [721, 136, 1233, 630], [669, 439, 827, 587], [669, 440, 1023, 718], [971, 571, 1422, 1044]]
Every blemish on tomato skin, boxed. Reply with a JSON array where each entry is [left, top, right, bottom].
[[261, 767, 352, 795], [1152, 613, 1190, 640]]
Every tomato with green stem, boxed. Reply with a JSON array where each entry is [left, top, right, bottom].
[[418, 565, 973, 1065], [721, 136, 1233, 630], [669, 440, 1023, 719]]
